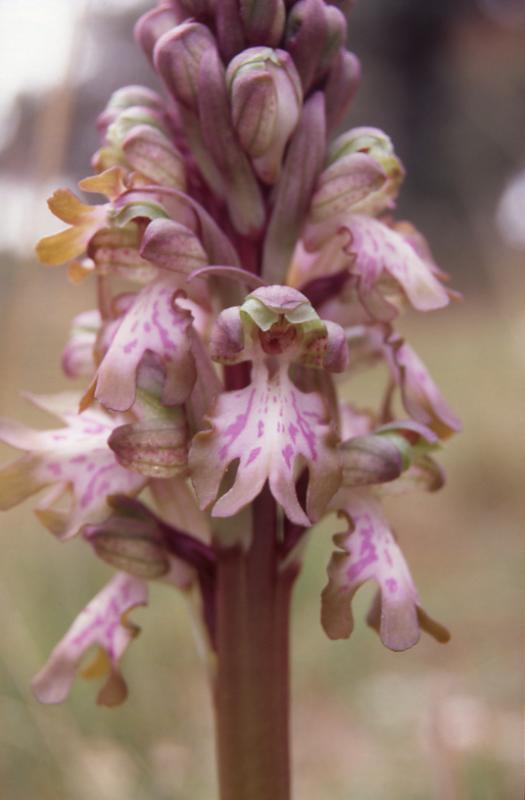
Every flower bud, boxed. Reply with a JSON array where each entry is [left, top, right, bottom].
[[84, 516, 170, 579], [324, 50, 360, 134], [108, 415, 189, 479], [262, 92, 326, 283], [310, 152, 386, 222], [227, 47, 302, 185], [316, 4, 348, 78], [154, 22, 216, 113], [240, 0, 286, 47], [94, 89, 186, 190], [341, 420, 442, 491], [134, 4, 182, 65], [140, 218, 208, 274], [121, 124, 186, 189], [197, 47, 266, 235], [340, 434, 404, 487], [88, 225, 157, 283], [97, 85, 166, 135], [285, 0, 346, 91], [327, 127, 405, 214]]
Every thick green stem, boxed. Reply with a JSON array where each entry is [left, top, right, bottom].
[[214, 488, 294, 800]]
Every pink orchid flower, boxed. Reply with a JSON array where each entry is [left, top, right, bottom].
[[2, 3, 463, 797]]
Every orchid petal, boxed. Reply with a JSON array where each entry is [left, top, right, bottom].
[[322, 489, 448, 650], [32, 573, 147, 706], [388, 340, 462, 439], [0, 396, 146, 539], [36, 190, 108, 267], [343, 216, 449, 311], [190, 362, 340, 525], [79, 168, 128, 200], [94, 275, 196, 412]]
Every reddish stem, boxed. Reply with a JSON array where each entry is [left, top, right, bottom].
[[213, 487, 293, 800]]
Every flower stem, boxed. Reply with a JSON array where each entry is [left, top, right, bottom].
[[214, 487, 294, 800]]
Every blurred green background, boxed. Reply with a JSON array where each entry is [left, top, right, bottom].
[[0, 1, 523, 798]]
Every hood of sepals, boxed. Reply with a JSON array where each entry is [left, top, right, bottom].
[[239, 286, 328, 360], [328, 127, 398, 171], [326, 126, 405, 214]]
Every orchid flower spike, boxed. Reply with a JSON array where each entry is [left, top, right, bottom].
[[2, 3, 463, 798]]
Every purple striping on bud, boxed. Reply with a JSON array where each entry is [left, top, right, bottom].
[[337, 417, 444, 496], [121, 125, 186, 189], [310, 151, 387, 222], [153, 22, 216, 113], [197, 47, 266, 235], [285, 0, 347, 91], [84, 515, 171, 579], [209, 306, 245, 364], [227, 47, 302, 185], [326, 127, 405, 215], [88, 224, 157, 284], [140, 218, 209, 273], [339, 434, 405, 487], [108, 416, 189, 479]]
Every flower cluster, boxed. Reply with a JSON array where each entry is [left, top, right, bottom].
[[1, 0, 460, 706]]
